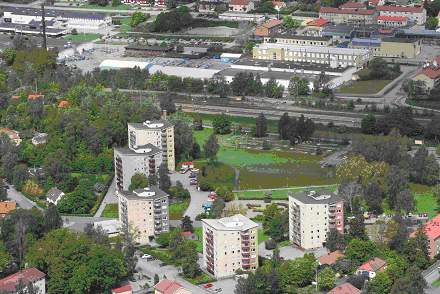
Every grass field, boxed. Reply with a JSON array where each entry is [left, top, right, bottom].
[[181, 271, 216, 284], [101, 203, 119, 217], [66, 33, 102, 41], [433, 279, 440, 287], [70, 173, 108, 183], [192, 227, 204, 252], [236, 185, 338, 200], [336, 80, 392, 94], [169, 199, 190, 220], [186, 160, 236, 190], [258, 229, 271, 244]]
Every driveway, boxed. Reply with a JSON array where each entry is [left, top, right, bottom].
[[170, 171, 212, 220], [94, 176, 118, 217], [6, 185, 44, 212], [258, 243, 330, 261], [198, 278, 238, 293]]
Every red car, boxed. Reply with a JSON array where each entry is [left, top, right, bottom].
[[190, 179, 198, 185], [204, 283, 213, 288]]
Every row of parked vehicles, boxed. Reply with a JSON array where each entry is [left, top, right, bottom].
[[158, 38, 224, 46]]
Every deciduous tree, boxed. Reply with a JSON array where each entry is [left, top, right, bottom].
[[345, 238, 377, 265], [254, 113, 268, 138], [278, 112, 290, 140], [212, 113, 231, 134], [203, 133, 220, 164], [324, 228, 346, 252], [361, 114, 376, 135], [129, 173, 148, 190], [180, 215, 194, 233], [318, 266, 337, 291]]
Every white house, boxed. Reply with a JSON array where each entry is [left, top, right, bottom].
[[46, 187, 65, 206], [356, 257, 387, 279]]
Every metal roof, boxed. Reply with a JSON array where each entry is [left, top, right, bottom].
[[148, 65, 220, 79], [5, 7, 63, 17], [99, 60, 152, 69], [62, 12, 108, 20], [256, 43, 370, 55]]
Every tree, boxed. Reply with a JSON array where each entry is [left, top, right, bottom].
[[388, 215, 409, 253], [129, 173, 148, 190], [412, 224, 431, 261], [425, 116, 440, 141], [389, 266, 427, 294], [203, 133, 220, 164], [264, 76, 281, 98], [364, 181, 385, 214], [131, 11, 147, 27], [361, 114, 376, 135], [244, 41, 255, 53], [395, 189, 417, 215], [366, 271, 393, 294], [318, 266, 337, 291], [0, 187, 6, 202], [426, 16, 439, 30], [154, 273, 159, 285], [43, 149, 69, 183], [193, 116, 203, 131], [57, 179, 96, 214], [345, 238, 377, 265], [369, 58, 388, 79], [401, 79, 427, 98], [148, 173, 158, 187], [283, 16, 300, 30], [44, 204, 63, 234], [324, 228, 346, 252], [278, 112, 290, 140], [190, 142, 203, 160], [348, 215, 368, 241], [339, 181, 362, 214], [159, 91, 176, 115], [347, 274, 369, 290], [84, 223, 111, 249], [226, 202, 248, 217], [288, 76, 309, 97], [112, 0, 121, 6], [156, 231, 171, 247], [313, 72, 332, 96], [212, 113, 231, 134], [267, 210, 288, 242], [158, 163, 171, 192], [230, 72, 247, 96], [235, 268, 282, 294], [262, 203, 279, 229], [254, 113, 268, 138], [180, 215, 194, 233]]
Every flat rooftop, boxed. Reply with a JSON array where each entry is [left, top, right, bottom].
[[255, 43, 370, 55], [128, 120, 173, 131], [118, 186, 169, 201], [288, 189, 344, 205], [234, 58, 353, 73], [216, 68, 319, 81], [272, 33, 332, 41], [202, 214, 258, 231], [114, 143, 162, 156]]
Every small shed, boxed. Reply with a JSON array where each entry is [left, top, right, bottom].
[[94, 182, 106, 193], [182, 162, 194, 169], [181, 231, 199, 241], [112, 285, 132, 294]]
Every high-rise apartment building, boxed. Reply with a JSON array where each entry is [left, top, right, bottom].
[[114, 110, 175, 191], [117, 186, 169, 242], [289, 189, 344, 250], [202, 214, 259, 278]]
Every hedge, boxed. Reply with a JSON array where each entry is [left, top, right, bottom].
[[277, 203, 288, 208], [253, 209, 264, 212]]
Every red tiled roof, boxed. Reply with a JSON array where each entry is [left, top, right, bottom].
[[28, 95, 45, 100], [182, 231, 192, 236], [370, 0, 379, 5], [183, 161, 194, 165], [318, 250, 345, 265], [320, 8, 376, 14], [327, 283, 361, 294], [272, 1, 285, 6], [376, 16, 407, 21], [154, 279, 185, 294], [0, 128, 20, 140], [308, 18, 329, 26], [379, 29, 394, 33], [11, 96, 20, 99], [261, 19, 283, 28], [375, 5, 424, 12], [0, 201, 16, 215], [357, 257, 387, 272], [58, 101, 71, 108], [0, 269, 45, 292], [410, 213, 440, 239], [340, 2, 365, 8], [46, 187, 64, 202], [229, 0, 250, 5], [413, 56, 440, 80], [113, 286, 133, 293]]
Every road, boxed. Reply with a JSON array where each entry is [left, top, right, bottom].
[[5, 185, 44, 212]]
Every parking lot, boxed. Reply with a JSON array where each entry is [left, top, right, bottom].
[[200, 279, 238, 294]]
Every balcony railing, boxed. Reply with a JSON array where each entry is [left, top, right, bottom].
[[206, 237, 213, 244], [154, 215, 161, 220], [242, 246, 250, 250], [329, 224, 335, 229], [329, 219, 335, 223], [154, 209, 161, 214], [149, 159, 155, 163], [242, 238, 249, 242], [206, 231, 213, 238], [149, 164, 155, 168], [150, 169, 155, 173], [207, 268, 214, 275], [154, 230, 162, 236]]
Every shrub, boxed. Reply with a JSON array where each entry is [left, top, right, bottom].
[[72, 29, 78, 35], [196, 213, 208, 220], [235, 268, 244, 275], [198, 178, 214, 191], [316, 146, 323, 155], [262, 140, 271, 150], [265, 239, 276, 250], [277, 203, 288, 208]]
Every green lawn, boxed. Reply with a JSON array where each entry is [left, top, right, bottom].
[[433, 279, 440, 287], [336, 80, 392, 94], [276, 240, 291, 249], [181, 271, 216, 284], [191, 227, 204, 252], [258, 229, 271, 244], [185, 160, 236, 191], [66, 33, 102, 41], [236, 185, 338, 200], [101, 203, 119, 217], [70, 173, 108, 184], [382, 184, 439, 220], [169, 199, 190, 220]]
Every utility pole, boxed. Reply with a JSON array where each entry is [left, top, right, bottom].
[[41, 4, 47, 51]]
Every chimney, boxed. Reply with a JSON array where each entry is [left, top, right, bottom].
[[163, 109, 167, 121]]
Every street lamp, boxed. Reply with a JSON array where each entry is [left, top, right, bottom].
[[287, 177, 289, 188]]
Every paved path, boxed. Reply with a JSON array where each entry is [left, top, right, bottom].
[[219, 160, 240, 191], [5, 185, 44, 212], [395, 95, 440, 113], [94, 175, 118, 217], [258, 242, 330, 260]]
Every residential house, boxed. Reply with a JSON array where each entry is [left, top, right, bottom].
[[181, 231, 199, 241], [410, 213, 440, 259], [0, 201, 16, 218], [412, 55, 440, 90], [93, 182, 106, 193], [327, 283, 361, 294], [117, 186, 170, 242], [28, 94, 45, 100], [305, 18, 330, 36], [272, 1, 286, 11], [375, 6, 426, 24], [58, 101, 71, 108], [31, 132, 48, 145], [319, 8, 378, 25], [255, 19, 283, 37], [375, 15, 409, 27], [198, 0, 227, 11], [112, 285, 133, 294], [202, 214, 259, 278], [289, 190, 344, 250], [46, 187, 65, 206], [339, 2, 366, 9], [154, 279, 192, 294], [318, 250, 345, 266], [0, 268, 46, 294], [356, 257, 387, 278], [95, 219, 121, 238], [0, 128, 21, 146], [228, 0, 254, 12]]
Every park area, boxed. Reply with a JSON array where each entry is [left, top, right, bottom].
[[334, 80, 392, 95], [66, 33, 102, 41], [192, 128, 338, 190], [236, 185, 338, 200]]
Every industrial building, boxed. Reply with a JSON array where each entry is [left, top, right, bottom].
[[264, 33, 333, 46], [148, 65, 221, 79], [375, 6, 426, 25], [124, 44, 175, 57], [319, 8, 378, 25], [289, 189, 344, 250], [252, 43, 372, 68], [348, 37, 421, 58]]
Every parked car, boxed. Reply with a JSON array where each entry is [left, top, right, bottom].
[[159, 262, 168, 267], [141, 254, 151, 259], [204, 283, 213, 288], [207, 198, 214, 202], [129, 276, 136, 282], [189, 173, 198, 178], [190, 179, 198, 185], [180, 167, 189, 174], [208, 193, 217, 199], [214, 288, 222, 293], [4, 185, 9, 189], [191, 168, 199, 173]]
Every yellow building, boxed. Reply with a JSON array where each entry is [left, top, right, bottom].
[[264, 33, 332, 46], [253, 43, 372, 68], [319, 8, 378, 25], [117, 186, 170, 242], [348, 37, 421, 58], [412, 56, 440, 89], [202, 214, 259, 278]]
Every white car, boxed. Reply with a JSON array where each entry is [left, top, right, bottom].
[[141, 254, 152, 259], [265, 254, 272, 260], [191, 168, 199, 173], [207, 198, 214, 202]]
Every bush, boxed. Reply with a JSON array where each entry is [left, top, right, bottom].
[[346, 274, 369, 290], [277, 203, 288, 208], [262, 140, 271, 150], [198, 178, 214, 191], [265, 239, 276, 250], [72, 29, 78, 35], [196, 213, 208, 220], [235, 268, 244, 275]]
